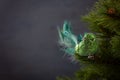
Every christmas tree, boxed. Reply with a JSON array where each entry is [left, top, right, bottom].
[[57, 0, 120, 80]]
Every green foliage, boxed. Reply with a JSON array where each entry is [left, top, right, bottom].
[[83, 0, 120, 36], [76, 64, 120, 80], [75, 65, 106, 80], [110, 35, 120, 59], [57, 64, 120, 80], [83, 0, 120, 61], [57, 0, 120, 80]]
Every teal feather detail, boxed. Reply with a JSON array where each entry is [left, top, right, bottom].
[[78, 34, 83, 42], [64, 48, 75, 55], [63, 21, 72, 34], [58, 21, 77, 55]]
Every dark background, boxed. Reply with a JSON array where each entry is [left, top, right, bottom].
[[0, 0, 97, 80]]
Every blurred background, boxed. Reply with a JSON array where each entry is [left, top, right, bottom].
[[0, 0, 97, 80]]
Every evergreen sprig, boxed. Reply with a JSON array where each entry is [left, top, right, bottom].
[[83, 0, 120, 36], [57, 0, 120, 80]]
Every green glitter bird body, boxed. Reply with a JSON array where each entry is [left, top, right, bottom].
[[75, 33, 98, 56]]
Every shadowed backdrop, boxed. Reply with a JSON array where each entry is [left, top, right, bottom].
[[0, 0, 97, 80]]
